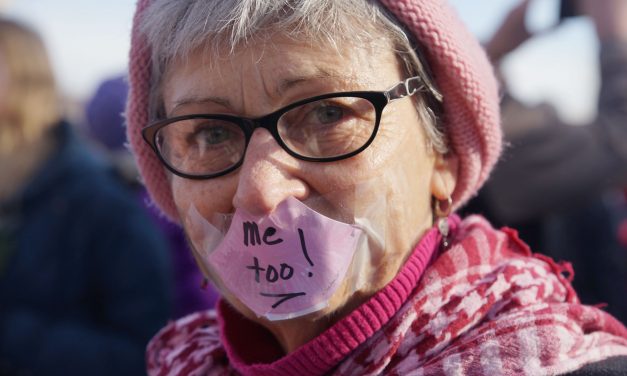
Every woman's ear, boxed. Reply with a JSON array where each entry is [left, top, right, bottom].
[[430, 152, 458, 201]]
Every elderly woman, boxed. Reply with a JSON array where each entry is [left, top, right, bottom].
[[127, 0, 627, 374]]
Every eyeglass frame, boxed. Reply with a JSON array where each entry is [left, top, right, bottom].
[[142, 76, 433, 180]]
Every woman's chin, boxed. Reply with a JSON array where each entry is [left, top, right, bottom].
[[222, 276, 376, 335]]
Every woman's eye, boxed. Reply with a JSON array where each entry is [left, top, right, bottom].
[[314, 105, 344, 124], [196, 125, 231, 145], [279, 98, 363, 134]]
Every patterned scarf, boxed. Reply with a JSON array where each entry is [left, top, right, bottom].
[[147, 216, 627, 375]]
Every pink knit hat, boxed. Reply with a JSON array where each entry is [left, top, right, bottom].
[[126, 0, 502, 222]]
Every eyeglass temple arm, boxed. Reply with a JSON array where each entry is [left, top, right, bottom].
[[385, 76, 443, 103]]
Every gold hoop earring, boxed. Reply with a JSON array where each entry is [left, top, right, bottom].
[[434, 196, 453, 249], [434, 196, 453, 218]]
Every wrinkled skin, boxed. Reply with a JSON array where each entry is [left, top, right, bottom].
[[162, 36, 457, 353]]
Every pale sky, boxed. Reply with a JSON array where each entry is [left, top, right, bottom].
[[2, 0, 599, 124]]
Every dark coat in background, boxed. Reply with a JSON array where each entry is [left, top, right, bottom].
[[0, 122, 173, 375]]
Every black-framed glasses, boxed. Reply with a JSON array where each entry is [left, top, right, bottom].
[[142, 76, 430, 180]]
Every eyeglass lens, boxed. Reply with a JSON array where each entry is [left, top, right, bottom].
[[156, 118, 246, 176]]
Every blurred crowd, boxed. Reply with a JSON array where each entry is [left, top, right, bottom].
[[0, 17, 217, 375], [0, 0, 626, 374], [464, 0, 627, 321]]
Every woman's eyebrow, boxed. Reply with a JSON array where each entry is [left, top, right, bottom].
[[170, 95, 233, 115], [169, 70, 353, 116], [276, 69, 348, 95]]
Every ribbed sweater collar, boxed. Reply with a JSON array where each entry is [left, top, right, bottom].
[[217, 216, 459, 375]]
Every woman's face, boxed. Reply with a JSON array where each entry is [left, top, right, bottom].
[[162, 36, 456, 325]]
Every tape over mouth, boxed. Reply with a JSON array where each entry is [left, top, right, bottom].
[[182, 185, 388, 321]]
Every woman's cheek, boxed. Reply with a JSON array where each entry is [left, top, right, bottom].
[[172, 175, 238, 219]]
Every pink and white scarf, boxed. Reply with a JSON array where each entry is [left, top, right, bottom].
[[147, 216, 627, 375]]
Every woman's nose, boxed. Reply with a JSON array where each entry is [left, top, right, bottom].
[[232, 129, 309, 215]]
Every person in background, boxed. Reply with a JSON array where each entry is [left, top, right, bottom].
[[128, 0, 627, 374], [0, 17, 172, 375], [464, 0, 627, 323], [85, 75, 219, 317]]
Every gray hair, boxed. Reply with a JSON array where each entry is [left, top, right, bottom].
[[140, 0, 448, 154]]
